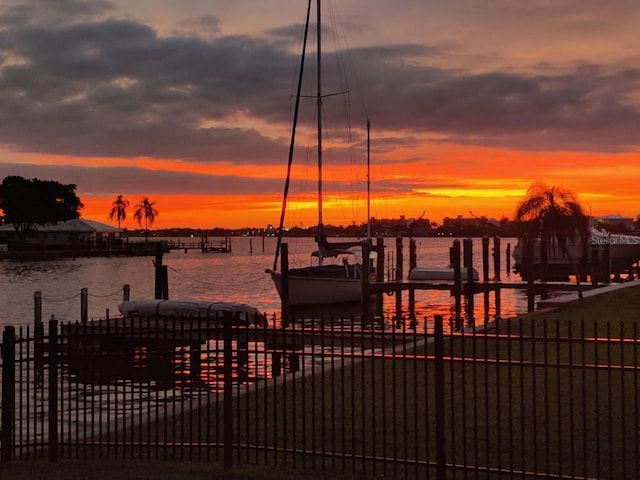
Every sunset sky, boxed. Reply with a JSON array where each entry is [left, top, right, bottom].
[[1, 0, 640, 229]]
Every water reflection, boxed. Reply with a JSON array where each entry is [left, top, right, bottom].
[[1, 236, 527, 329]]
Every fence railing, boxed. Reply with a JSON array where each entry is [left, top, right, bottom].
[[1, 313, 638, 479]]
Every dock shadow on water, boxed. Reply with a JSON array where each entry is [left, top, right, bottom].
[[58, 293, 501, 398]]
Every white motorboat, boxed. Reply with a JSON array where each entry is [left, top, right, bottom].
[[512, 229, 640, 280]]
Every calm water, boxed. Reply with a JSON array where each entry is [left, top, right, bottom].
[[0, 236, 528, 329]]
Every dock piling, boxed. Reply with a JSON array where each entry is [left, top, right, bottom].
[[463, 238, 475, 324], [409, 238, 417, 320], [493, 237, 501, 281], [361, 241, 371, 324], [482, 236, 489, 283], [451, 239, 462, 326], [80, 288, 88, 323], [281, 242, 290, 327], [395, 236, 403, 322]]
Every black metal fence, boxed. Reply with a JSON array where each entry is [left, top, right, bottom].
[[1, 313, 638, 479]]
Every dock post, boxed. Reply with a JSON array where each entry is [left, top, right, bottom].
[[361, 241, 371, 325], [506, 243, 511, 276], [409, 238, 417, 321], [123, 284, 130, 301], [281, 242, 290, 328], [395, 236, 403, 323], [493, 237, 501, 281], [482, 236, 489, 283], [154, 244, 164, 299], [451, 240, 462, 328], [523, 239, 535, 312], [249, 238, 253, 254], [162, 266, 169, 300], [376, 237, 385, 318], [463, 238, 474, 325], [80, 287, 88, 323]]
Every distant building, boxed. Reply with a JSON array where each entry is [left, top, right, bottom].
[[0, 218, 122, 248], [595, 215, 635, 232]]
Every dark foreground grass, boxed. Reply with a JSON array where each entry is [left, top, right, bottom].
[[0, 460, 331, 480], [3, 285, 640, 479]]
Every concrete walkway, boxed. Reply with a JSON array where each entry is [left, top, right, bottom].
[[537, 279, 640, 308]]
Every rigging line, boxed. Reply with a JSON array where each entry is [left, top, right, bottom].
[[328, 0, 370, 121], [166, 265, 217, 287], [167, 264, 264, 287], [273, 0, 313, 272], [327, 0, 367, 224]]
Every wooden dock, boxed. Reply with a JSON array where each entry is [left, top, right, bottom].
[[355, 236, 620, 322], [166, 237, 231, 253]]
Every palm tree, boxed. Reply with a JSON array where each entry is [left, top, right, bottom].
[[108, 195, 129, 229], [133, 197, 158, 241], [515, 182, 590, 297]]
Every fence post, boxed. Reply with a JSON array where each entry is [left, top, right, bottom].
[[223, 311, 233, 468], [433, 314, 446, 479], [48, 320, 59, 462], [1, 326, 16, 464], [34, 291, 44, 384]]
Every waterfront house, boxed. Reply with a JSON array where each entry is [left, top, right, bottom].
[[0, 218, 122, 251]]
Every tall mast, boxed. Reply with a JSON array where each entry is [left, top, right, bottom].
[[367, 119, 371, 240], [316, 0, 324, 264]]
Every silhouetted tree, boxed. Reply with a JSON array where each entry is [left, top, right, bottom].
[[515, 182, 589, 296], [0, 176, 83, 242], [133, 197, 158, 241], [109, 195, 129, 229]]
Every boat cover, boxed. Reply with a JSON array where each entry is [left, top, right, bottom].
[[118, 299, 263, 324]]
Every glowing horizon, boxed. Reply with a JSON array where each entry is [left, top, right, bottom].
[[2, 1, 640, 230]]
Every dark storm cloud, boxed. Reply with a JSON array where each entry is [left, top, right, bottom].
[[1, 0, 640, 169], [352, 47, 640, 152], [0, 0, 115, 27], [0, 162, 283, 196]]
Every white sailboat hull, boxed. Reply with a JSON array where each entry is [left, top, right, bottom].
[[270, 272, 362, 306]]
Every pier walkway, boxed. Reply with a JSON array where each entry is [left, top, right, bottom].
[[166, 237, 231, 253]]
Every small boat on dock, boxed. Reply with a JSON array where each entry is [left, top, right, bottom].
[[118, 299, 265, 326]]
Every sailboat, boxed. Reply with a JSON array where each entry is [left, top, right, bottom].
[[266, 0, 372, 307]]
